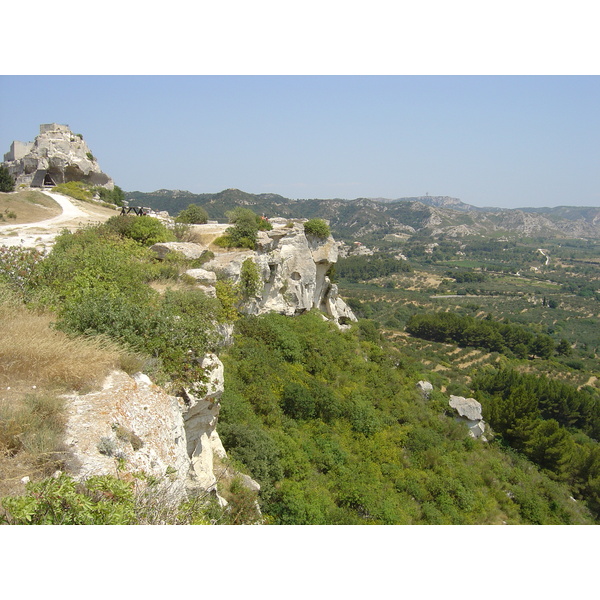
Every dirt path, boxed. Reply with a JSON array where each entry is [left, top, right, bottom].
[[0, 191, 118, 251]]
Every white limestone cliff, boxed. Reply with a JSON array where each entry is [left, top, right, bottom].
[[62, 355, 250, 506]]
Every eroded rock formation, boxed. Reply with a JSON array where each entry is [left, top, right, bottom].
[[448, 395, 487, 440], [62, 355, 250, 506], [154, 218, 357, 327], [2, 123, 114, 189]]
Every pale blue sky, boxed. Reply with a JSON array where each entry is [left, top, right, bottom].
[[1, 75, 598, 208]]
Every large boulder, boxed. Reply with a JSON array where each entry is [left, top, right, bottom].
[[449, 395, 487, 440], [150, 241, 209, 260], [417, 380, 434, 398]]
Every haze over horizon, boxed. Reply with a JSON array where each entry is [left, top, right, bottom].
[[1, 75, 598, 210]]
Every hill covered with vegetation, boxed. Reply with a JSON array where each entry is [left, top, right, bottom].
[[126, 188, 600, 241]]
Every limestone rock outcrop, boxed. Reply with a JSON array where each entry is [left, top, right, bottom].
[[2, 123, 114, 189], [201, 219, 357, 327], [417, 380, 434, 398], [449, 395, 487, 440], [179, 354, 228, 492], [62, 355, 254, 505], [150, 241, 209, 260]]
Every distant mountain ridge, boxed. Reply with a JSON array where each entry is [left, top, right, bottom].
[[125, 188, 600, 240], [368, 195, 489, 212]]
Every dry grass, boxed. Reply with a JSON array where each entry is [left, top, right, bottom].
[[0, 191, 62, 225], [0, 299, 132, 497], [0, 301, 123, 391], [0, 389, 69, 496]]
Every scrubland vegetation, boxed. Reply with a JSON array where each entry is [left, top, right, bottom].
[[51, 181, 125, 206], [213, 206, 273, 249]]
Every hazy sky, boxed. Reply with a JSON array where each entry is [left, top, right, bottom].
[[1, 75, 598, 208]]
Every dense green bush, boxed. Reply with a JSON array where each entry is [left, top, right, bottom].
[[238, 258, 262, 301], [225, 207, 260, 248], [1, 472, 213, 525], [0, 165, 15, 192], [303, 218, 330, 238], [213, 207, 273, 249], [102, 215, 176, 246], [218, 423, 284, 502], [52, 181, 94, 201], [218, 310, 595, 524], [97, 185, 125, 206], [176, 204, 209, 224], [52, 181, 125, 206]]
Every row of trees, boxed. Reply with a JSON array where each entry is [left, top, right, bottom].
[[336, 253, 412, 283], [446, 270, 487, 283], [405, 311, 570, 359]]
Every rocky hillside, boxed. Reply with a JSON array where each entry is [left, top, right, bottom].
[[126, 188, 600, 241], [2, 123, 114, 190]]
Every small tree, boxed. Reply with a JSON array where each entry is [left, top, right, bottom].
[[238, 258, 262, 300], [556, 339, 573, 357], [224, 207, 260, 249], [176, 204, 209, 224], [0, 165, 15, 192]]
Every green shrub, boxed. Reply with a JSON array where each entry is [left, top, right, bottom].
[[282, 383, 316, 420], [238, 258, 262, 300], [27, 226, 221, 386], [0, 166, 15, 192], [218, 423, 284, 502], [102, 214, 176, 247], [223, 207, 260, 249], [30, 228, 157, 307], [213, 233, 255, 250], [176, 204, 209, 224], [97, 185, 125, 207], [52, 181, 94, 202], [1, 472, 213, 525], [257, 216, 273, 231], [303, 219, 330, 238], [125, 216, 176, 246]]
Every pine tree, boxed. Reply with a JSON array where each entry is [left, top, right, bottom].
[[0, 165, 15, 192]]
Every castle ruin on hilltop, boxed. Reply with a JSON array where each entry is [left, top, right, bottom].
[[2, 123, 114, 190]]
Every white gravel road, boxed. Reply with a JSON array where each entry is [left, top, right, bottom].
[[0, 191, 116, 251]]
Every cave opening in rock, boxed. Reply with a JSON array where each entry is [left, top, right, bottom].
[[43, 172, 56, 186]]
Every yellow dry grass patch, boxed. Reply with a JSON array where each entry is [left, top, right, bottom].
[[0, 300, 129, 497], [0, 302, 124, 391], [0, 191, 62, 224]]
